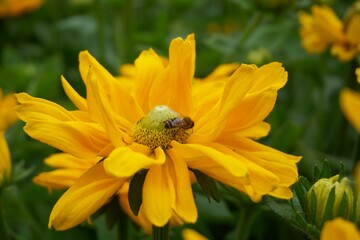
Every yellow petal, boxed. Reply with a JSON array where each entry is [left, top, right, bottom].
[[79, 50, 143, 124], [15, 93, 75, 122], [134, 49, 165, 113], [0, 91, 18, 131], [267, 186, 294, 199], [142, 162, 174, 227], [150, 34, 195, 116], [320, 218, 360, 240], [182, 228, 208, 240], [171, 142, 247, 178], [232, 122, 271, 140], [49, 162, 125, 230], [202, 63, 240, 81], [192, 64, 255, 141], [86, 70, 134, 146], [340, 88, 360, 134], [103, 145, 165, 178], [34, 169, 87, 190], [44, 153, 100, 169], [61, 76, 87, 111], [225, 88, 278, 132], [249, 62, 287, 93], [356, 68, 360, 84], [0, 133, 11, 185], [23, 120, 110, 158], [167, 149, 197, 223], [346, 14, 360, 45]]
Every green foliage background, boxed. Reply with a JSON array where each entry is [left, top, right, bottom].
[[1, 0, 359, 239]]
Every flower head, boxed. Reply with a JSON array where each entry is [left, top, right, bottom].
[[16, 34, 300, 230], [298, 4, 360, 61], [0, 90, 18, 185]]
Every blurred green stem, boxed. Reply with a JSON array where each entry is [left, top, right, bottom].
[[0, 195, 9, 240], [152, 223, 169, 240], [235, 208, 258, 240]]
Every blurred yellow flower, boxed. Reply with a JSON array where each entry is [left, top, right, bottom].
[[182, 228, 208, 240], [16, 34, 300, 230], [299, 4, 360, 61], [356, 67, 360, 84], [320, 218, 360, 240], [0, 0, 44, 18], [340, 87, 360, 134], [0, 90, 17, 185]]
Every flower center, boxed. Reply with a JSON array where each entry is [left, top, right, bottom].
[[132, 105, 194, 149]]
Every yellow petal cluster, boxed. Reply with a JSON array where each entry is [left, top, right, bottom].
[[0, 90, 18, 185], [0, 0, 44, 18], [16, 34, 300, 230], [298, 4, 360, 61], [320, 218, 360, 240]]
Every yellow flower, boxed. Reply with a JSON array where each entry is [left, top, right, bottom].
[[0, 90, 17, 186], [340, 87, 360, 134], [298, 4, 360, 61], [320, 218, 360, 240], [0, 0, 44, 18], [16, 34, 300, 230], [182, 228, 208, 240]]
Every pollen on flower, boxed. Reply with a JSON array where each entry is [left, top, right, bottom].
[[132, 105, 194, 149]]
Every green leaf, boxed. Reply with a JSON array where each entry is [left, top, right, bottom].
[[192, 169, 221, 203], [293, 176, 311, 210], [308, 189, 317, 225], [339, 162, 346, 181], [128, 170, 147, 216]]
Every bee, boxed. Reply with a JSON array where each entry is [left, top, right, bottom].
[[164, 116, 194, 130]]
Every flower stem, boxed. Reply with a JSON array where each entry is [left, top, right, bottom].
[[0, 194, 9, 240], [235, 208, 258, 240], [152, 223, 169, 240]]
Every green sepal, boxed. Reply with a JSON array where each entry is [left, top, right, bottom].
[[308, 189, 317, 225], [293, 176, 311, 211], [128, 170, 148, 216], [338, 162, 346, 181], [322, 187, 336, 225], [314, 160, 331, 182], [192, 169, 221, 203], [337, 191, 348, 219]]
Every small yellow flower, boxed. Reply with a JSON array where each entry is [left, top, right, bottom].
[[0, 90, 17, 185], [16, 34, 300, 230], [320, 218, 360, 240], [0, 0, 44, 18], [298, 4, 360, 61], [340, 87, 360, 134]]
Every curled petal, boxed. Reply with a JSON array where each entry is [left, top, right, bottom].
[[49, 162, 125, 230], [23, 120, 110, 158], [142, 162, 174, 227], [104, 145, 165, 178], [167, 149, 197, 223]]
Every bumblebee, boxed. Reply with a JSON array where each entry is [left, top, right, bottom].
[[163, 116, 194, 130]]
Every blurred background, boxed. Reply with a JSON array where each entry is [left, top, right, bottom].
[[1, 0, 359, 239]]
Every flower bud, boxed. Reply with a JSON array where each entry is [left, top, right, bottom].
[[305, 175, 355, 228]]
